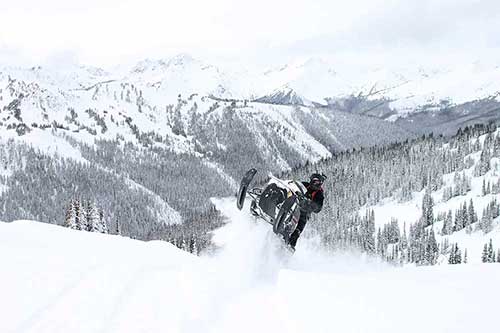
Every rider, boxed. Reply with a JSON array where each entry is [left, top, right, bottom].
[[288, 173, 326, 250]]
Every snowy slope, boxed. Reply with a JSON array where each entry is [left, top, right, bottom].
[[361, 130, 500, 262], [2, 198, 500, 333]]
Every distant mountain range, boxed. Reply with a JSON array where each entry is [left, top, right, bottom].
[[2, 53, 499, 177], [0, 54, 418, 159]]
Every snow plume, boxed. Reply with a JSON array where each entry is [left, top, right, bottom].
[[207, 198, 388, 285], [184, 198, 406, 333], [209, 198, 290, 284]]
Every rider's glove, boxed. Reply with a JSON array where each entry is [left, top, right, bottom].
[[298, 196, 315, 213]]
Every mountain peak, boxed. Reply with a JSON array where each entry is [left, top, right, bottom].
[[254, 85, 314, 106], [167, 53, 196, 66], [131, 54, 202, 74]]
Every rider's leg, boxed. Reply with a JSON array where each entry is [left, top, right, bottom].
[[250, 200, 259, 216], [289, 211, 308, 248]]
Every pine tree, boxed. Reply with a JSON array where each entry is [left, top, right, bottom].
[[455, 245, 462, 264], [422, 187, 434, 227], [376, 228, 385, 256], [482, 243, 489, 263], [363, 210, 376, 254], [90, 203, 101, 232], [81, 200, 92, 231], [399, 223, 408, 263], [454, 206, 464, 232], [468, 199, 478, 225], [426, 229, 439, 265], [449, 243, 461, 264], [453, 172, 462, 197], [84, 201, 99, 232], [97, 208, 108, 234], [73, 199, 82, 230], [190, 236, 198, 255], [442, 210, 453, 235], [461, 201, 470, 232], [475, 149, 491, 176], [488, 239, 495, 263], [480, 206, 494, 233], [448, 243, 463, 264], [64, 200, 78, 229], [463, 248, 468, 264], [492, 198, 500, 219], [115, 219, 121, 235], [77, 200, 108, 233]]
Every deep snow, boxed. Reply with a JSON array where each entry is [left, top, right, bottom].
[[1, 198, 499, 333]]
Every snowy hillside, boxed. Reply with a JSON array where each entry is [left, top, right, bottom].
[[2, 198, 500, 333], [361, 128, 500, 263]]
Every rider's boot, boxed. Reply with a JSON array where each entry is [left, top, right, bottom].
[[250, 200, 259, 217], [288, 229, 300, 250]]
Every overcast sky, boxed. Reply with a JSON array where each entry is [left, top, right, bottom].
[[0, 0, 498, 68]]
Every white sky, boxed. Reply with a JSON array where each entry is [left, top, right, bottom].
[[0, 0, 499, 68]]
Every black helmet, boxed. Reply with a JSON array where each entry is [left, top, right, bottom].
[[309, 173, 326, 190]]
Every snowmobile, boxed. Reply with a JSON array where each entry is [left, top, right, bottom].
[[236, 168, 308, 251]]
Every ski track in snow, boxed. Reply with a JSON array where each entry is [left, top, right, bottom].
[[2, 198, 500, 333]]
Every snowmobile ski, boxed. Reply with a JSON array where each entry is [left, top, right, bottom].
[[237, 168, 257, 210]]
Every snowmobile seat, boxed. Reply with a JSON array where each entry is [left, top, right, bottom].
[[259, 183, 287, 219]]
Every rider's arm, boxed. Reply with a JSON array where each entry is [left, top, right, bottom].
[[310, 191, 324, 213], [299, 191, 324, 213]]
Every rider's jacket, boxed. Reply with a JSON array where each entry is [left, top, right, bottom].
[[301, 181, 324, 214]]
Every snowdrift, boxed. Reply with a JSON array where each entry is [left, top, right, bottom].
[[1, 199, 500, 333]]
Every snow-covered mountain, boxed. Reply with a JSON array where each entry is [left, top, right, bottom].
[[0, 57, 410, 163], [2, 199, 500, 333], [260, 57, 500, 114], [124, 53, 260, 101], [3, 54, 499, 119], [254, 85, 314, 106], [4, 53, 498, 162]]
